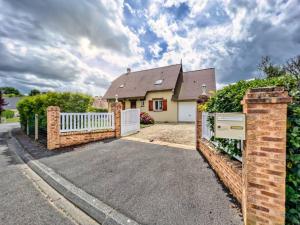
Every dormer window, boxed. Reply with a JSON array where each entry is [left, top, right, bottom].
[[119, 84, 125, 88], [154, 79, 163, 85]]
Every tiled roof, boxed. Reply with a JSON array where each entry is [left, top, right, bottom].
[[177, 68, 216, 100], [104, 64, 182, 99]]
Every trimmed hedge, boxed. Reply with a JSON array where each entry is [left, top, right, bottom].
[[204, 75, 299, 224], [17, 92, 92, 128]]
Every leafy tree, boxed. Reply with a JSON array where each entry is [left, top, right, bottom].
[[0, 87, 21, 96], [0, 91, 8, 123], [29, 89, 41, 96], [258, 56, 286, 78]]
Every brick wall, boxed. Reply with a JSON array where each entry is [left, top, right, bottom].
[[198, 139, 243, 202], [47, 102, 122, 150], [196, 87, 291, 225]]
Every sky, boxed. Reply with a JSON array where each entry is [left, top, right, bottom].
[[0, 0, 299, 96]]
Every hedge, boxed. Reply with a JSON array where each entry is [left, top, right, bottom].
[[204, 75, 299, 224], [2, 109, 15, 119], [17, 92, 92, 129]]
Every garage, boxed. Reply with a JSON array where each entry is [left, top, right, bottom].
[[178, 102, 196, 122]]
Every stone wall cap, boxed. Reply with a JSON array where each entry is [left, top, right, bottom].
[[242, 86, 292, 104], [249, 86, 285, 93]]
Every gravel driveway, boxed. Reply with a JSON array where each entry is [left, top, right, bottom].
[[131, 123, 195, 146]]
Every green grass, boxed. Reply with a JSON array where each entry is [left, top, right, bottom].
[[3, 117, 20, 123]]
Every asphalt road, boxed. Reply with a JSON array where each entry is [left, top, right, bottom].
[[0, 124, 75, 225], [27, 138, 243, 225]]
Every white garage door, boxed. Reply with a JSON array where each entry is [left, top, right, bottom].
[[178, 102, 196, 122]]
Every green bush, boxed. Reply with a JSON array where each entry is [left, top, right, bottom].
[[87, 106, 108, 113], [2, 109, 15, 118], [17, 92, 92, 128], [204, 75, 299, 224], [286, 88, 300, 225]]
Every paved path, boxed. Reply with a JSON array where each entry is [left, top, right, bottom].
[[15, 129, 243, 225], [0, 124, 75, 225]]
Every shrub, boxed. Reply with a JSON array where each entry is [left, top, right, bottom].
[[17, 92, 92, 128], [140, 112, 154, 124], [204, 76, 297, 157], [2, 109, 14, 118], [87, 106, 108, 113]]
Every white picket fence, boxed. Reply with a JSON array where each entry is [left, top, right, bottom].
[[121, 109, 140, 136], [202, 111, 242, 162], [202, 112, 214, 140], [60, 112, 114, 133]]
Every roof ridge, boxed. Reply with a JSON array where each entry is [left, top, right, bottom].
[[183, 68, 215, 73], [122, 64, 181, 75]]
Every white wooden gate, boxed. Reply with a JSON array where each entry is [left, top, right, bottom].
[[121, 109, 140, 136]]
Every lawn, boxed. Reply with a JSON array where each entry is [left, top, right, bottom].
[[1, 117, 20, 123]]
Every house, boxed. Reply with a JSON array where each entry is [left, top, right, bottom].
[[92, 96, 108, 110], [103, 64, 216, 122]]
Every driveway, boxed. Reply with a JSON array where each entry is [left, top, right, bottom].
[[15, 130, 242, 225], [131, 123, 195, 146]]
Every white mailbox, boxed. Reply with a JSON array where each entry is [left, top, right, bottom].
[[215, 113, 246, 140]]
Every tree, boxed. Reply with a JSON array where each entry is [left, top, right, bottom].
[[258, 56, 286, 78], [284, 55, 300, 86], [29, 89, 41, 96], [0, 87, 21, 96], [0, 91, 8, 123]]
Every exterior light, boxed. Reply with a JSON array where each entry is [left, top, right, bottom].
[[201, 84, 207, 95], [115, 94, 118, 102]]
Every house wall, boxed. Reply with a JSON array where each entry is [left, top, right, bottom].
[[107, 90, 178, 122]]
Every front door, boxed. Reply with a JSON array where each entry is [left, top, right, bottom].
[[130, 100, 136, 109]]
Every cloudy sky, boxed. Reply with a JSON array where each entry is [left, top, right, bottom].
[[0, 0, 299, 96]]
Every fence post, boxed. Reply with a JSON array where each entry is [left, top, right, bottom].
[[47, 106, 60, 150], [241, 87, 292, 225], [35, 114, 38, 140], [88, 112, 91, 131], [111, 102, 122, 138], [196, 95, 209, 150], [26, 118, 29, 135]]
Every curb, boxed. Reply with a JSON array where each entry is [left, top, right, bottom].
[[10, 134, 141, 225]]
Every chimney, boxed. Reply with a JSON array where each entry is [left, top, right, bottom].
[[127, 68, 131, 73]]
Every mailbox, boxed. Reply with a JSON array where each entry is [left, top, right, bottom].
[[215, 113, 246, 140]]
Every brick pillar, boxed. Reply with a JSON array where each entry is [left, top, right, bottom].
[[111, 102, 122, 138], [47, 106, 60, 150], [241, 87, 292, 225], [196, 95, 209, 150]]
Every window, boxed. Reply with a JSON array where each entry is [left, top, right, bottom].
[[154, 99, 163, 111], [154, 79, 163, 85], [140, 101, 145, 107]]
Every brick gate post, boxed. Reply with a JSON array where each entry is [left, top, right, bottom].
[[111, 102, 122, 138], [241, 87, 292, 225], [47, 106, 60, 150], [196, 95, 209, 150]]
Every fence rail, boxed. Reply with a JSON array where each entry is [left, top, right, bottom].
[[60, 112, 114, 133]]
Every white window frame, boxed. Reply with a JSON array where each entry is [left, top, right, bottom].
[[154, 99, 163, 112], [140, 100, 145, 107]]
